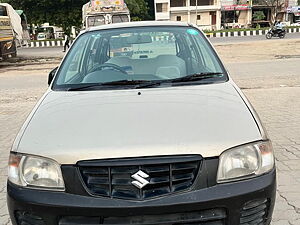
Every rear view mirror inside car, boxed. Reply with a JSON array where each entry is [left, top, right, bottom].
[[126, 35, 152, 44]]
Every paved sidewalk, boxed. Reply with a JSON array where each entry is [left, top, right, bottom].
[[244, 87, 300, 225]]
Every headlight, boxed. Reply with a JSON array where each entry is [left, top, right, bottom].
[[8, 153, 65, 190], [217, 141, 275, 183]]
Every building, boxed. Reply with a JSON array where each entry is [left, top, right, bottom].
[[154, 0, 222, 30], [221, 0, 252, 28], [286, 0, 300, 24]]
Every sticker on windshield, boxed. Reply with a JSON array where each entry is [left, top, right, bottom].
[[187, 29, 199, 35]]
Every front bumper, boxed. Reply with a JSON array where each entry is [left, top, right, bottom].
[[7, 169, 276, 225]]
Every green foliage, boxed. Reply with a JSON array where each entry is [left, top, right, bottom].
[[252, 11, 266, 21], [125, 0, 149, 20], [1, 0, 155, 33], [2, 0, 85, 34]]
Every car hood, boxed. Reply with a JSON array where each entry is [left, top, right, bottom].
[[17, 82, 262, 164]]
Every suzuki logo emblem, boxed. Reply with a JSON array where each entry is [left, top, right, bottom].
[[131, 170, 150, 189]]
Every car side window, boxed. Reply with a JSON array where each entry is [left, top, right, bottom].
[[64, 48, 85, 82], [86, 35, 103, 72], [57, 35, 88, 84], [193, 35, 221, 72]]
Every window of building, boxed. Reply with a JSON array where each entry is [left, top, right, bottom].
[[170, 0, 186, 7], [162, 3, 168, 12], [156, 3, 163, 12], [156, 3, 168, 12], [197, 15, 201, 20], [176, 16, 182, 21], [221, 11, 239, 24], [190, 0, 210, 6]]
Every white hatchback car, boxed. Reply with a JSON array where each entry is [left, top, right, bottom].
[[8, 21, 276, 225]]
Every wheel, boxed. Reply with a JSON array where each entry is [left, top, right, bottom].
[[11, 52, 17, 58], [266, 32, 272, 39], [2, 54, 9, 60]]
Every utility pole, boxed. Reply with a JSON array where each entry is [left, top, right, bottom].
[[196, 0, 198, 25]]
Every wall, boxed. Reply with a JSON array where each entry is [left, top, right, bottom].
[[190, 11, 211, 25], [170, 12, 189, 21]]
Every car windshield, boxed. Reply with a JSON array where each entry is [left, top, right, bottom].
[[112, 15, 130, 23], [53, 26, 227, 90], [87, 16, 105, 27]]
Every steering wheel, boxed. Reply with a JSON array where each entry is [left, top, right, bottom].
[[90, 63, 128, 74]]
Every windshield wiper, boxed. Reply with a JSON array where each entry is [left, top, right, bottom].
[[67, 80, 149, 91], [171, 72, 224, 83], [67, 73, 224, 91], [135, 80, 166, 89], [135, 72, 224, 89]]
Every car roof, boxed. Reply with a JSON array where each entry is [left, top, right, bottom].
[[87, 21, 191, 32]]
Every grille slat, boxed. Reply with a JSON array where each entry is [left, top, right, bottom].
[[79, 156, 201, 200], [111, 178, 132, 185], [240, 199, 269, 225], [150, 176, 170, 184], [59, 208, 226, 225], [173, 173, 194, 181], [15, 211, 45, 225], [87, 177, 109, 185]]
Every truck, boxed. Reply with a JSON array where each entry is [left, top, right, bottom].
[[0, 3, 18, 59], [82, 0, 130, 29]]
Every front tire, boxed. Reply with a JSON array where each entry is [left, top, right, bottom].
[[11, 52, 17, 58], [266, 32, 272, 39]]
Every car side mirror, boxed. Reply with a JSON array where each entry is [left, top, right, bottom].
[[48, 67, 58, 86]]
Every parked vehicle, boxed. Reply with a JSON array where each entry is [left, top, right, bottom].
[[0, 3, 18, 59], [15, 10, 30, 46], [266, 27, 286, 39], [36, 32, 53, 40], [7, 21, 276, 225], [36, 25, 63, 40], [82, 0, 130, 29]]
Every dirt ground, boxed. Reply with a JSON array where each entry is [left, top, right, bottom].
[[215, 39, 300, 63]]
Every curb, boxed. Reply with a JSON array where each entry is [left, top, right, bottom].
[[27, 40, 74, 48], [206, 27, 300, 38]]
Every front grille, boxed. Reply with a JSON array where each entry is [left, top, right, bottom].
[[78, 155, 201, 200], [15, 211, 45, 225], [0, 29, 13, 38], [59, 208, 226, 225], [240, 198, 269, 225]]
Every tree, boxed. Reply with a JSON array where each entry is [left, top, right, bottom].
[[253, 11, 266, 21], [125, 0, 150, 21], [2, 0, 85, 34]]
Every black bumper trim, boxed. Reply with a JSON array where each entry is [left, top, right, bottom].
[[7, 169, 276, 225]]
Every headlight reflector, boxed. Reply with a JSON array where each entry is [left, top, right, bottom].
[[217, 141, 274, 183], [8, 153, 65, 190]]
